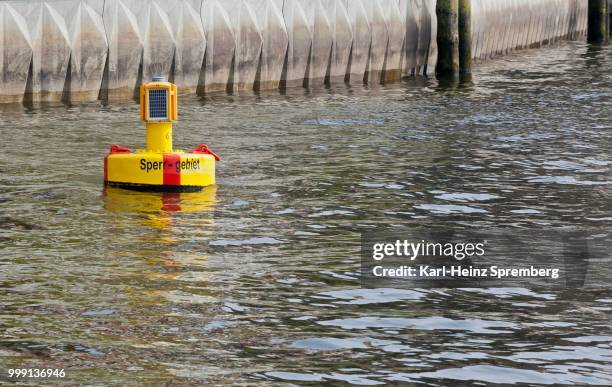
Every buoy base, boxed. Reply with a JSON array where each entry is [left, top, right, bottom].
[[104, 145, 218, 193], [104, 181, 206, 193]]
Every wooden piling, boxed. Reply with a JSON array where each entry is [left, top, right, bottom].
[[458, 0, 472, 74], [606, 0, 612, 37], [588, 0, 608, 43], [436, 0, 460, 77]]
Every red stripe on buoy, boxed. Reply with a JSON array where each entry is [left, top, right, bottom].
[[163, 154, 181, 185], [104, 154, 109, 182]]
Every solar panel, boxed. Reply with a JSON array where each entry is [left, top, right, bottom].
[[148, 89, 168, 120]]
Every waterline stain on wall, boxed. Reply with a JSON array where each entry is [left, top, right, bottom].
[[0, 0, 588, 103]]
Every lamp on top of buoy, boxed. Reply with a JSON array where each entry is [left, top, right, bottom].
[[104, 76, 219, 192]]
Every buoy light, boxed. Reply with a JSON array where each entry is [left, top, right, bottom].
[[140, 77, 177, 153], [104, 77, 219, 192]]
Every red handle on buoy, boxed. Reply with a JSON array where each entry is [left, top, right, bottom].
[[109, 144, 132, 154], [193, 144, 221, 161]]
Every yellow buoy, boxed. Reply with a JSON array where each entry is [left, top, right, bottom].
[[104, 77, 219, 192]]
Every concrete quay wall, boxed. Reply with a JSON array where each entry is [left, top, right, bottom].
[[0, 0, 587, 103], [472, 0, 587, 60]]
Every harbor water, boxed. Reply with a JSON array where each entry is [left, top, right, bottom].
[[1, 41, 611, 384]]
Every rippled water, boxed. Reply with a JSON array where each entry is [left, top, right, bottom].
[[1, 42, 611, 384]]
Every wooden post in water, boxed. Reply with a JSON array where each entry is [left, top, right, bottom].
[[588, 0, 608, 43], [436, 0, 459, 77], [606, 0, 612, 41], [458, 0, 472, 75]]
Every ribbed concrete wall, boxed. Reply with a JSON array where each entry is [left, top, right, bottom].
[[472, 0, 587, 60], [0, 0, 587, 103]]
